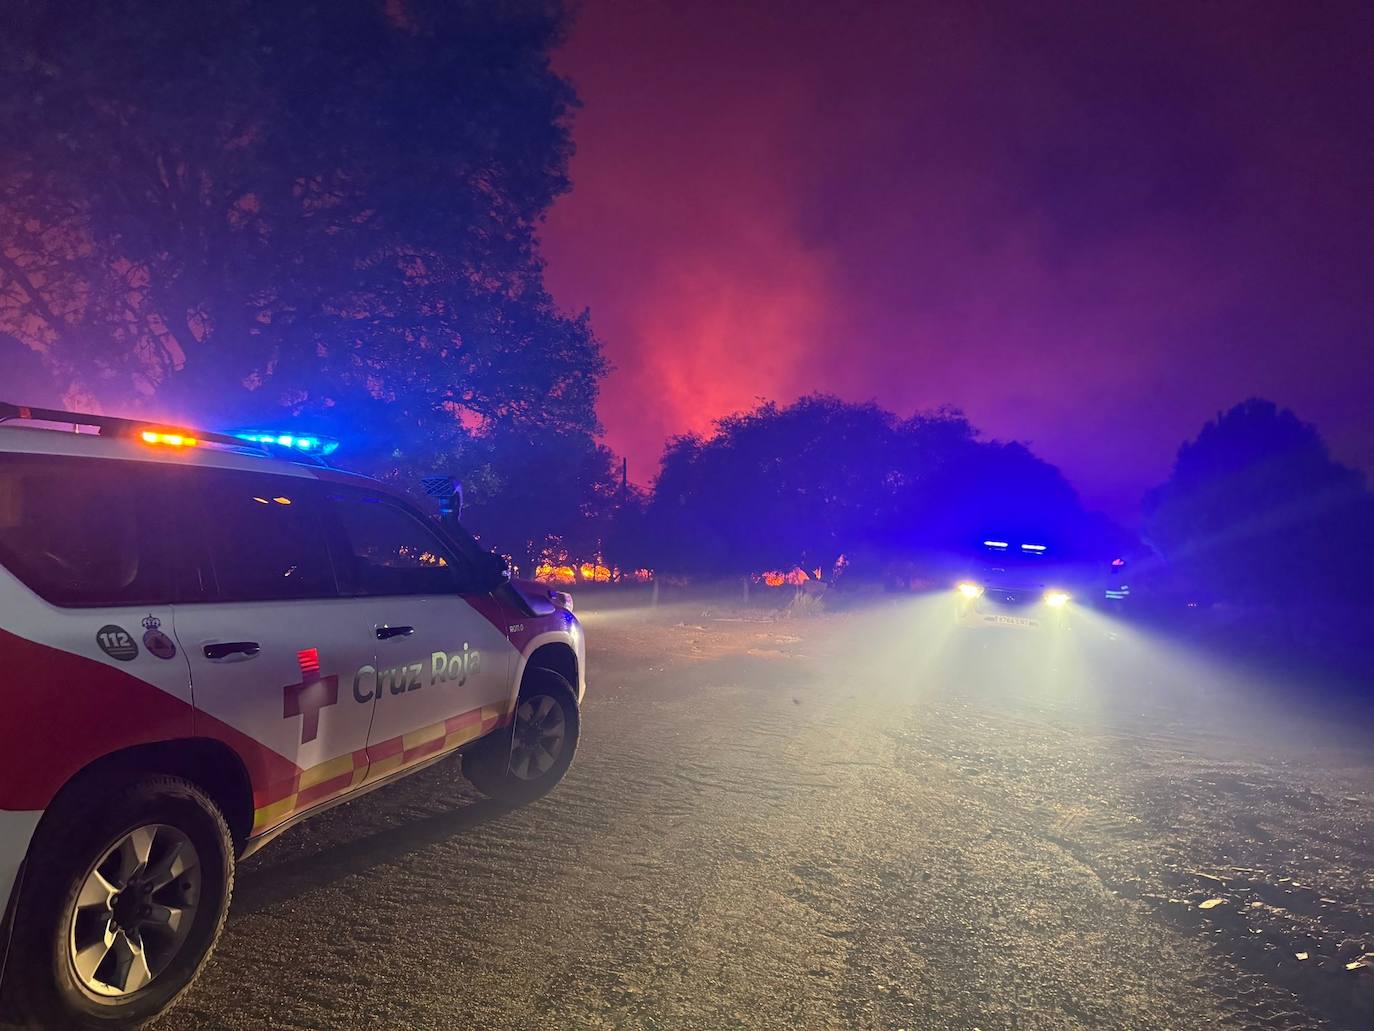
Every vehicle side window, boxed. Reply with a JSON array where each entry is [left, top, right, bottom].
[[192, 470, 337, 602], [0, 453, 172, 607], [324, 488, 466, 596]]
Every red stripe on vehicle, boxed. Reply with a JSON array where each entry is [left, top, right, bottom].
[[445, 708, 483, 734], [462, 591, 559, 653], [0, 627, 302, 811], [367, 733, 406, 760], [293, 770, 357, 809], [401, 736, 448, 764]]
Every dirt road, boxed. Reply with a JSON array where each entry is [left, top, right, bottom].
[[166, 594, 1374, 1030]]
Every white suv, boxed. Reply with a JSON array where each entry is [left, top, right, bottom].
[[0, 403, 585, 1028]]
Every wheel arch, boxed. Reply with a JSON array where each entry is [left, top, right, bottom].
[[39, 738, 256, 856], [523, 641, 578, 698]]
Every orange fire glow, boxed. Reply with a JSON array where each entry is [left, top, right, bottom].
[[531, 546, 649, 585], [578, 561, 613, 583], [533, 562, 577, 585], [755, 568, 811, 587]]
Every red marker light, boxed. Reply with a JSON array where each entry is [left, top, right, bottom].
[[296, 648, 321, 678]]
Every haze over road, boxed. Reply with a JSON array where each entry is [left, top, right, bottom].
[[161, 595, 1373, 1031]]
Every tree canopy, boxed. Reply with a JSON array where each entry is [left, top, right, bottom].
[[645, 395, 1117, 579], [648, 397, 899, 577], [1142, 398, 1374, 606], [458, 424, 621, 575], [0, 0, 604, 487]]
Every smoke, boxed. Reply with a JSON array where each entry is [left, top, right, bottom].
[[543, 1, 1374, 515]]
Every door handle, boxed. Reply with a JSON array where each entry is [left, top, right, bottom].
[[203, 641, 260, 660], [376, 625, 415, 640]]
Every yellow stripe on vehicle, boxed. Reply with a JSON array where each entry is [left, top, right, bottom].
[[369, 752, 406, 779], [402, 721, 447, 752], [251, 703, 515, 835], [446, 722, 484, 749], [252, 794, 298, 833], [297, 752, 358, 790]]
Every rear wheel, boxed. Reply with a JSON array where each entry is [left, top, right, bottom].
[[464, 668, 579, 803], [6, 776, 233, 1029]]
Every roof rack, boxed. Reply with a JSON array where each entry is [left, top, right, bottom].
[[0, 401, 332, 466]]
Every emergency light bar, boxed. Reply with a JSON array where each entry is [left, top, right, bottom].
[[234, 431, 339, 455], [0, 402, 337, 465], [0, 402, 244, 447]]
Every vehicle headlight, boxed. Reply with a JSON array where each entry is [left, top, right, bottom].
[[1043, 590, 1070, 608], [957, 581, 983, 599]]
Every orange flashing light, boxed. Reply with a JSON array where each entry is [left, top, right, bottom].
[[140, 429, 197, 447]]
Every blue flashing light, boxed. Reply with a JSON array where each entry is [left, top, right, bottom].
[[236, 431, 340, 456]]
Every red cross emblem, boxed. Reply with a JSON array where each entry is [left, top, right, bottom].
[[283, 647, 339, 745]]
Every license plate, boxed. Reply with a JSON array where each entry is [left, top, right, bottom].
[[982, 613, 1040, 629]]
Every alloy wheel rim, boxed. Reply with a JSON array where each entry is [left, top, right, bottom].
[[68, 823, 202, 998], [510, 694, 567, 781]]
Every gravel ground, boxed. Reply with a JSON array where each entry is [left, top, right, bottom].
[[151, 593, 1373, 1030]]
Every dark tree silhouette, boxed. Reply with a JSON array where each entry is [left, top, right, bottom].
[[1143, 399, 1373, 610], [880, 408, 1106, 559], [0, 335, 60, 408], [599, 482, 656, 577], [648, 397, 899, 578], [457, 424, 620, 577], [0, 0, 604, 481], [646, 395, 1115, 579]]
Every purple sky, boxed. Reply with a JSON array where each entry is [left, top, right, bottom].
[[540, 1, 1373, 519]]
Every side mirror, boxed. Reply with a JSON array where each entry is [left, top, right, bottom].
[[474, 549, 510, 593], [422, 475, 463, 522]]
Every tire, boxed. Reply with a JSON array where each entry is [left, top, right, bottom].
[[464, 667, 580, 804], [5, 776, 234, 1029]]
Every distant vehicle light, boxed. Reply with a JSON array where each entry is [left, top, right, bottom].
[[1021, 543, 1047, 552], [957, 581, 984, 599], [140, 430, 197, 447], [983, 540, 1008, 548], [1111, 557, 1125, 567], [1044, 590, 1070, 607], [235, 431, 340, 455]]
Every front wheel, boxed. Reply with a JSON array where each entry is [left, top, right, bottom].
[[5, 776, 234, 1029], [464, 668, 580, 803]]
